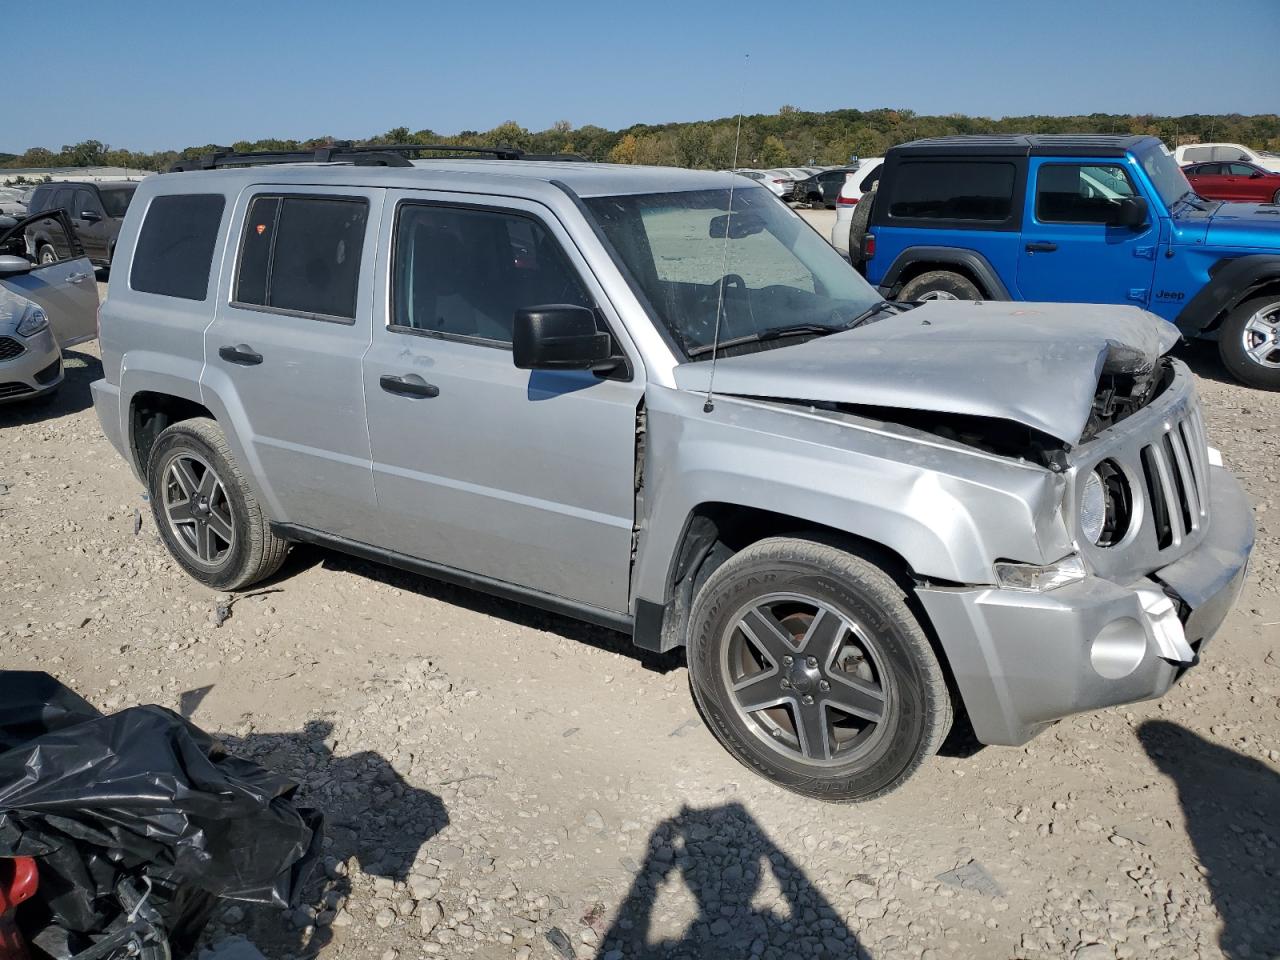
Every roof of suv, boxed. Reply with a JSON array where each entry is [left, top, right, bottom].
[[889, 134, 1161, 159], [154, 160, 741, 200]]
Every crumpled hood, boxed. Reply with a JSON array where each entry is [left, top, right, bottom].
[[0, 281, 35, 332], [673, 300, 1179, 445]]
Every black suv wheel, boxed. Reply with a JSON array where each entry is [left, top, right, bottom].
[[146, 417, 289, 590], [1218, 294, 1280, 391], [686, 537, 953, 801], [897, 270, 982, 302]]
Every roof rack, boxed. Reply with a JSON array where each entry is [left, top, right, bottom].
[[168, 142, 586, 173]]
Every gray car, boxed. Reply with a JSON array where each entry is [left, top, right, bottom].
[[0, 211, 99, 403], [89, 148, 1254, 800]]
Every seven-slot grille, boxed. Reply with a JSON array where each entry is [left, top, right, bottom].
[[0, 336, 25, 362], [1139, 405, 1210, 551]]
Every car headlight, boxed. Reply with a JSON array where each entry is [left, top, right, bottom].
[[15, 306, 48, 338], [994, 555, 1086, 592], [1080, 470, 1107, 544], [1078, 461, 1133, 548]]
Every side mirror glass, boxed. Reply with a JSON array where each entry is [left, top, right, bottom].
[[512, 305, 614, 371], [709, 211, 766, 240], [0, 254, 33, 276], [1111, 196, 1148, 230]]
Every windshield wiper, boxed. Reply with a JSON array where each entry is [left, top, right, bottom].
[[686, 323, 840, 357], [843, 300, 901, 331]]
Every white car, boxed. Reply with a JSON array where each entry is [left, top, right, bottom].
[[1174, 142, 1280, 174], [830, 158, 883, 254], [734, 169, 792, 197]]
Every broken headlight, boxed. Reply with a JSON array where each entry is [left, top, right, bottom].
[[993, 555, 1086, 592]]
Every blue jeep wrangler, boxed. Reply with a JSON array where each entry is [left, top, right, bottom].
[[852, 134, 1280, 390]]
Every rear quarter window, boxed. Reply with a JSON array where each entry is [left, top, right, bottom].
[[886, 160, 1017, 223], [130, 194, 226, 301]]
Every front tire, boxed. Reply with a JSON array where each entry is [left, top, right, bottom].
[[686, 537, 953, 801], [146, 417, 289, 590], [37, 243, 57, 265], [897, 270, 982, 302], [1217, 294, 1280, 391]]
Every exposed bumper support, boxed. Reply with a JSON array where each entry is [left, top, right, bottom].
[[917, 467, 1253, 745]]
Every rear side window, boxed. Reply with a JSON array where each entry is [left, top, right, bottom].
[[130, 194, 226, 301], [887, 161, 1016, 222], [235, 195, 368, 320]]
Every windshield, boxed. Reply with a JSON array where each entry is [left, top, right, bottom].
[[1137, 142, 1193, 208], [584, 187, 881, 359]]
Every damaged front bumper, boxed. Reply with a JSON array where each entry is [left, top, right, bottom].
[[916, 466, 1254, 746]]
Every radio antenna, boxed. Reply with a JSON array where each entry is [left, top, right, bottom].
[[703, 54, 748, 415]]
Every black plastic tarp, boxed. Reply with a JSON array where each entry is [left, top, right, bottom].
[[0, 672, 321, 958]]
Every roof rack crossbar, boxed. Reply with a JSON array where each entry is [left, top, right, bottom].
[[167, 142, 537, 173]]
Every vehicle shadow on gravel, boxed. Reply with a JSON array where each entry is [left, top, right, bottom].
[[0, 348, 100, 426], [595, 802, 869, 960], [1172, 338, 1237, 388], [1138, 720, 1280, 958], [316, 550, 686, 673], [210, 716, 449, 957]]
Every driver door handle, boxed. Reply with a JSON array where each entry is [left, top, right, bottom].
[[65, 272, 92, 284], [1025, 242, 1058, 253], [380, 374, 439, 399], [218, 344, 263, 366]]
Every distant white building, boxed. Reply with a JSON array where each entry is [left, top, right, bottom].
[[0, 166, 153, 185]]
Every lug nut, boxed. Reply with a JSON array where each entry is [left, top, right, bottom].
[[802, 695, 814, 705], [780, 678, 790, 689], [782, 656, 793, 666], [806, 656, 818, 668], [818, 680, 830, 692], [772, 728, 782, 738]]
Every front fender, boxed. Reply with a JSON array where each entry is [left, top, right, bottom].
[[633, 387, 1071, 606], [1176, 254, 1280, 337]]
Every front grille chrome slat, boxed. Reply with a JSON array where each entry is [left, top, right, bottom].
[[1165, 426, 1200, 532], [1146, 442, 1184, 547]]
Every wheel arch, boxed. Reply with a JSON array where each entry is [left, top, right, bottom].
[[1176, 254, 1280, 337], [877, 246, 1010, 301], [633, 501, 948, 655]]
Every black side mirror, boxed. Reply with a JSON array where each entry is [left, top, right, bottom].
[[1250, 171, 1264, 179], [80, 209, 101, 223], [1111, 196, 1148, 230], [513, 305, 614, 371], [709, 211, 766, 240]]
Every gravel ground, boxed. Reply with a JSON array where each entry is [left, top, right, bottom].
[[1, 281, 1277, 960]]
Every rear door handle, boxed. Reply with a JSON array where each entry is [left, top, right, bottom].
[[218, 344, 263, 366], [1025, 241, 1058, 253], [380, 374, 439, 398], [65, 272, 92, 284]]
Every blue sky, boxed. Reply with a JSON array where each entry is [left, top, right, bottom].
[[8, 0, 1278, 153]]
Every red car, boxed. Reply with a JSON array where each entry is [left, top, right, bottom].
[[1183, 160, 1280, 204]]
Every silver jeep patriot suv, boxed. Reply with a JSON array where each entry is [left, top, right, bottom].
[[90, 145, 1254, 801]]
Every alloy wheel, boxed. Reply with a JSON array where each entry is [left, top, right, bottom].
[[161, 453, 236, 564], [917, 289, 959, 301], [1241, 303, 1280, 369], [720, 592, 891, 766]]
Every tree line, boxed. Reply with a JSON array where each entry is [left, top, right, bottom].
[[4, 108, 1279, 172]]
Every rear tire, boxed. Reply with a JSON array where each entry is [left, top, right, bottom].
[[146, 417, 289, 590], [1217, 294, 1280, 391], [686, 536, 953, 801], [1272, 188, 1280, 205], [845, 187, 875, 264], [897, 269, 982, 302]]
